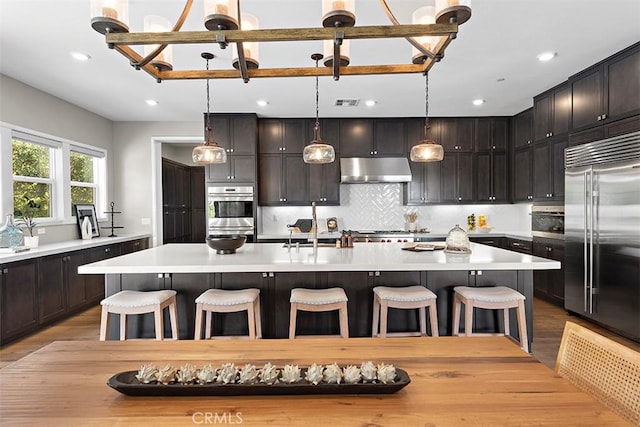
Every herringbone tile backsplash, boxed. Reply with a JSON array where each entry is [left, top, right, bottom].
[[259, 184, 532, 235]]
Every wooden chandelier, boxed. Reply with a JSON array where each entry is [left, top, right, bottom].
[[91, 0, 470, 83]]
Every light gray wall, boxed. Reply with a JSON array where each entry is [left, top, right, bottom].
[[0, 74, 114, 244], [162, 144, 197, 165]]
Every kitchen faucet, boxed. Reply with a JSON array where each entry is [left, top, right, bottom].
[[311, 201, 318, 249]]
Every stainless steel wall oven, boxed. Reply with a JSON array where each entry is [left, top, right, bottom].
[[207, 185, 254, 238], [531, 205, 564, 239]]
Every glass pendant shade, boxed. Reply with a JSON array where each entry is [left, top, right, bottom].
[[410, 140, 444, 162], [144, 15, 173, 71], [411, 6, 438, 64], [322, 0, 356, 27], [232, 14, 259, 70], [192, 113, 227, 165], [204, 0, 239, 30], [90, 0, 129, 34], [303, 141, 336, 164], [323, 39, 350, 67]]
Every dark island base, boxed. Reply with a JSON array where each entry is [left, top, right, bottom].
[[105, 270, 533, 350]]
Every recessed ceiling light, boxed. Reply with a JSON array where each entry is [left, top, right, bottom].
[[145, 99, 159, 106], [472, 99, 485, 106], [496, 77, 505, 82], [256, 100, 268, 107], [537, 52, 557, 62], [70, 52, 91, 61], [364, 100, 376, 107]]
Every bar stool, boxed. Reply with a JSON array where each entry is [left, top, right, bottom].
[[452, 286, 528, 352], [99, 290, 179, 341], [372, 286, 439, 338], [194, 288, 262, 339], [289, 287, 349, 339]]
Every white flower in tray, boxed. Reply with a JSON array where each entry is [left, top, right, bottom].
[[305, 363, 324, 385], [176, 363, 197, 384], [342, 365, 362, 384], [238, 364, 259, 384], [281, 364, 302, 383], [197, 364, 217, 384], [323, 362, 343, 384], [156, 365, 177, 385], [360, 361, 376, 383], [217, 363, 238, 384], [135, 364, 158, 384], [376, 363, 396, 384], [260, 362, 280, 384]]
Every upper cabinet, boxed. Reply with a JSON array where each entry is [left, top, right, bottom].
[[512, 108, 534, 149], [511, 108, 534, 202], [339, 119, 375, 157], [476, 118, 509, 151], [570, 42, 640, 133], [440, 118, 475, 152], [208, 114, 257, 155], [373, 119, 408, 157], [533, 82, 570, 142], [259, 119, 307, 154]]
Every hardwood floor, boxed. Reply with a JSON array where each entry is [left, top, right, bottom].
[[2, 299, 639, 370]]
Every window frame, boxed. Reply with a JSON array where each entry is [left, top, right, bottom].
[[11, 138, 56, 220]]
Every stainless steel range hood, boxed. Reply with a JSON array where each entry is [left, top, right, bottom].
[[340, 157, 412, 183]]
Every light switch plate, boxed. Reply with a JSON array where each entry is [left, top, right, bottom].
[[37, 228, 46, 235]]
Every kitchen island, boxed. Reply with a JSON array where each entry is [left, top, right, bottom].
[[79, 243, 560, 348]]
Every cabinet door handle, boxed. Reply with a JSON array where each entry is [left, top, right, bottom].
[[2, 268, 7, 274], [458, 197, 462, 201], [370, 151, 374, 155], [283, 198, 287, 202], [601, 113, 607, 120], [282, 147, 286, 151], [230, 148, 234, 153], [597, 115, 602, 121], [527, 140, 531, 145], [374, 151, 378, 155], [492, 145, 496, 150]]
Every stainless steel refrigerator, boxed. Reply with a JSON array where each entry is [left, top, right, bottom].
[[565, 131, 640, 342]]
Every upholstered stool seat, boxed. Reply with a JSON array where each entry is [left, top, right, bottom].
[[289, 287, 349, 338], [372, 286, 439, 338], [452, 286, 528, 352], [100, 290, 178, 341], [194, 288, 261, 339]]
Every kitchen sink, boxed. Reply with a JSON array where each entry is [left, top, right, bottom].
[[282, 242, 336, 248]]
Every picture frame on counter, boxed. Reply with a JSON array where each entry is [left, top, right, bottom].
[[74, 204, 100, 238]]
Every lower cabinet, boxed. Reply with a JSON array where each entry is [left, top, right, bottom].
[[533, 239, 565, 306], [0, 238, 149, 345]]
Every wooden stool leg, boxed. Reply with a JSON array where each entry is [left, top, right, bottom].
[[247, 303, 256, 339], [452, 294, 461, 336], [254, 297, 262, 339], [517, 300, 529, 353], [99, 306, 110, 341], [120, 314, 127, 340], [419, 307, 427, 336], [464, 300, 474, 337], [289, 303, 298, 339], [154, 305, 164, 340], [503, 307, 510, 337], [194, 303, 203, 340], [380, 300, 389, 338], [428, 301, 439, 337], [339, 302, 349, 338], [169, 299, 179, 340], [205, 311, 212, 339], [372, 295, 380, 337]]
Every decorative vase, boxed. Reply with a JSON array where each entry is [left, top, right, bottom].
[[81, 216, 93, 240], [408, 222, 417, 232], [24, 235, 39, 248], [0, 214, 24, 248]]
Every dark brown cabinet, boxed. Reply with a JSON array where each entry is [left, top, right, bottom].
[[1, 260, 38, 343], [533, 239, 565, 306], [512, 108, 534, 149], [189, 167, 206, 243], [437, 118, 475, 152], [569, 115, 640, 147], [513, 147, 534, 202], [163, 159, 206, 243], [476, 151, 508, 203], [570, 43, 640, 132], [207, 155, 256, 183], [37, 254, 66, 324], [206, 114, 257, 183], [259, 119, 307, 154], [309, 160, 340, 205], [338, 119, 375, 157], [476, 118, 509, 151], [372, 119, 407, 157], [533, 139, 567, 202], [441, 152, 474, 203], [258, 154, 309, 205], [534, 82, 570, 142], [405, 119, 442, 204]]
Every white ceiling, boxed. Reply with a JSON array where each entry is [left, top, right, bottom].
[[1, 0, 639, 122]]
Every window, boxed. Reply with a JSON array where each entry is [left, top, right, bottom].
[[3, 128, 107, 223], [12, 139, 54, 219]]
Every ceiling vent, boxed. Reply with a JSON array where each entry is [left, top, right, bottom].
[[335, 98, 360, 107]]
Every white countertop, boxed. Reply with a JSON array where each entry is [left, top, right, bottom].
[[258, 231, 533, 241], [78, 242, 559, 274], [0, 234, 151, 263]]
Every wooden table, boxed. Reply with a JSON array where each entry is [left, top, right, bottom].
[[0, 337, 624, 426]]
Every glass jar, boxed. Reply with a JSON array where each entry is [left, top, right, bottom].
[[445, 224, 471, 254], [0, 214, 24, 248]]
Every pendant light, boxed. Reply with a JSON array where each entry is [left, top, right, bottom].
[[410, 73, 444, 162], [303, 54, 336, 164], [192, 53, 227, 165]]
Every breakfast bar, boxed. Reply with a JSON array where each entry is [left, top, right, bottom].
[[79, 242, 560, 348]]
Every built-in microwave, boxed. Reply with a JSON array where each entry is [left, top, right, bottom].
[[531, 205, 564, 239], [207, 185, 254, 237]]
